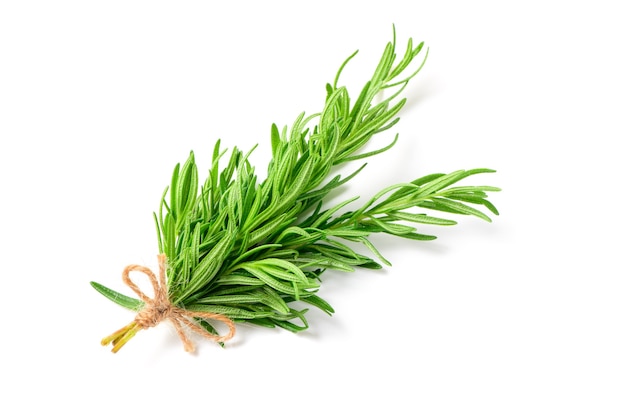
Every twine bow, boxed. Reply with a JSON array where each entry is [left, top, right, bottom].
[[101, 254, 236, 353]]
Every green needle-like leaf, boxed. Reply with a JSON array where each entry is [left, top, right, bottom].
[[91, 282, 144, 311]]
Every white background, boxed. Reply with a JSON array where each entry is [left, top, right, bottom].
[[1, 1, 624, 416]]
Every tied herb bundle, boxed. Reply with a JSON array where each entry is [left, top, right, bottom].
[[92, 30, 500, 353]]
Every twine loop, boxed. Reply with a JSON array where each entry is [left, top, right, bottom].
[[121, 254, 236, 352]]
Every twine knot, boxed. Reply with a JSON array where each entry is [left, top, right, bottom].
[[101, 254, 236, 353], [134, 302, 173, 328]]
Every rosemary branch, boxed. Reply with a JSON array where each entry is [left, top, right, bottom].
[[92, 29, 499, 347]]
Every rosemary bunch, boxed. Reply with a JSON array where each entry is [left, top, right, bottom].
[[92, 30, 499, 352]]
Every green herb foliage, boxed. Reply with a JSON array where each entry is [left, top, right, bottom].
[[92, 30, 499, 336]]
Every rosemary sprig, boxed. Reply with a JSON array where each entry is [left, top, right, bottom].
[[92, 29, 499, 350]]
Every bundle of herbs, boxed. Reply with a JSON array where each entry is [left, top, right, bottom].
[[92, 30, 499, 353]]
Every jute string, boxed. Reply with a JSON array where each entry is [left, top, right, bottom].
[[121, 254, 235, 352]]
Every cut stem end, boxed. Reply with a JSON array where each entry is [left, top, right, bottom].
[[101, 322, 141, 353]]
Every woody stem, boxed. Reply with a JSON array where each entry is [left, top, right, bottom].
[[101, 321, 141, 353]]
